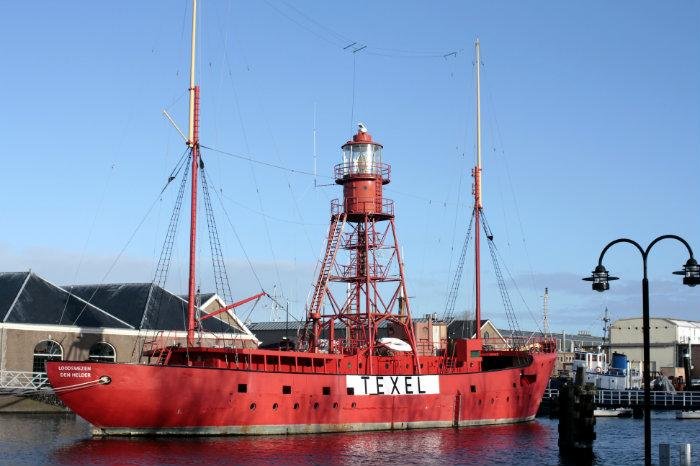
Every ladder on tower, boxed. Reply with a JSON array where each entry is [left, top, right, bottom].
[[307, 213, 347, 316]]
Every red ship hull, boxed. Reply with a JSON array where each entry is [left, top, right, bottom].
[[46, 349, 555, 436]]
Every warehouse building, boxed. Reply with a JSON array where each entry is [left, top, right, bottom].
[[610, 317, 700, 380], [0, 271, 258, 378]]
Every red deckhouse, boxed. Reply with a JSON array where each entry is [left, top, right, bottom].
[[46, 0, 556, 436]]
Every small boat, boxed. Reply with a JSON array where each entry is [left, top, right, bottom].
[[676, 410, 700, 419], [594, 408, 632, 418]]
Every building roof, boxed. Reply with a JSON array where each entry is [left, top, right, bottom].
[[613, 317, 700, 328], [67, 283, 244, 333], [1, 272, 131, 328], [0, 272, 246, 334]]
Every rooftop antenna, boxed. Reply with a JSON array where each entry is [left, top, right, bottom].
[[602, 306, 611, 347], [313, 103, 317, 187], [542, 287, 549, 338]]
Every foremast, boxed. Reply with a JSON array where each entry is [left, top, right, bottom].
[[472, 39, 483, 341], [186, 0, 201, 347]]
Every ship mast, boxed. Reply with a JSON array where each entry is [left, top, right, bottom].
[[186, 0, 200, 347], [472, 39, 483, 340]]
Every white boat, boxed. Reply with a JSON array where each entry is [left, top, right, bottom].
[[572, 349, 642, 390], [676, 410, 700, 419], [594, 408, 633, 418]]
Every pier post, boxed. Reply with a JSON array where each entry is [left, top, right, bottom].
[[658, 444, 670, 466], [557, 367, 595, 459], [679, 443, 691, 466]]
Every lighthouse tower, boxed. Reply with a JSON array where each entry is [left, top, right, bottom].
[[305, 124, 418, 361]]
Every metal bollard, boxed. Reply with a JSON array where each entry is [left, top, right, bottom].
[[679, 443, 691, 466], [658, 443, 670, 466]]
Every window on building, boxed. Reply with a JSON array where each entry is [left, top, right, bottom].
[[33, 340, 63, 373], [88, 342, 116, 363], [484, 331, 490, 339]]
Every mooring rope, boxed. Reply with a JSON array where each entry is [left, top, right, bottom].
[[51, 376, 111, 394]]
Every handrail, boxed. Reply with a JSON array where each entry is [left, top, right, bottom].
[[544, 388, 700, 408], [334, 162, 390, 181], [0, 370, 50, 394]]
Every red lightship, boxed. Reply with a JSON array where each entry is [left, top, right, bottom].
[[47, 2, 556, 435]]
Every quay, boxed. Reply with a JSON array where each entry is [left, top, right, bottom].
[[544, 388, 700, 410]]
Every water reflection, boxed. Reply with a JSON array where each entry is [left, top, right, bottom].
[[1, 413, 697, 466], [49, 422, 555, 466]]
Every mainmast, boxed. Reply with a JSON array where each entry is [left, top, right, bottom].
[[472, 39, 483, 340], [186, 0, 200, 347]]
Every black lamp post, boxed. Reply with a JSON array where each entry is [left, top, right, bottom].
[[583, 235, 699, 466]]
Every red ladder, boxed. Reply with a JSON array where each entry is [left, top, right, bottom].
[[307, 213, 346, 316]]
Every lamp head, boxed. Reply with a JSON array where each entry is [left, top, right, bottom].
[[673, 258, 700, 287], [583, 264, 619, 292]]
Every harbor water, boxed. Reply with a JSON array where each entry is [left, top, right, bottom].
[[1, 412, 699, 465]]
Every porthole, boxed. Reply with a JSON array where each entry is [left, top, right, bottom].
[[333, 402, 338, 409], [272, 403, 278, 411], [506, 397, 510, 402], [250, 403, 256, 411], [359, 363, 363, 368], [313, 402, 319, 410], [351, 402, 357, 408], [478, 399, 482, 405], [293, 402, 300, 410]]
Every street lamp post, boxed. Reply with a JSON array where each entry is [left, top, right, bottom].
[[584, 235, 700, 466]]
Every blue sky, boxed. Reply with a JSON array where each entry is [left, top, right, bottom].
[[2, 1, 699, 334]]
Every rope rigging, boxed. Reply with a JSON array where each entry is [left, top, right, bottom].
[[480, 210, 521, 341], [200, 166, 235, 305], [442, 214, 474, 325]]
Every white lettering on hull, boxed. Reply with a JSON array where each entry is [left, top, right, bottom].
[[57, 365, 93, 378], [346, 375, 439, 395]]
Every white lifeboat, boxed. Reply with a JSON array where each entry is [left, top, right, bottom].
[[378, 337, 412, 352]]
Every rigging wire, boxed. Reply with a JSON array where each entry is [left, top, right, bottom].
[[263, 0, 459, 59], [350, 52, 358, 131], [70, 168, 184, 326], [482, 66, 539, 296], [58, 163, 116, 325], [485, 221, 544, 334], [201, 146, 460, 210], [200, 14, 286, 308], [210, 176, 265, 292], [200, 166, 235, 304], [201, 144, 329, 178], [217, 189, 325, 226], [213, 12, 318, 261]]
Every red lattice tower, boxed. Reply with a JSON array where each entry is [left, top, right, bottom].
[[306, 124, 417, 358]]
